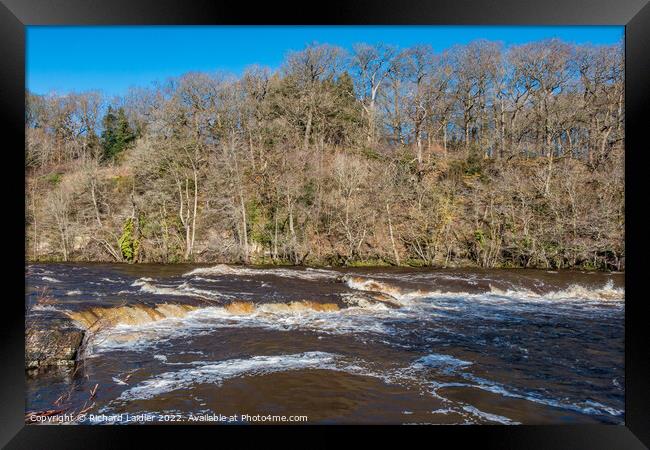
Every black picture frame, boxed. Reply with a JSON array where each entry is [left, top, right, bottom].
[[2, 0, 648, 448]]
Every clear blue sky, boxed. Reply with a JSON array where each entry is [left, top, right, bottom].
[[26, 26, 623, 96]]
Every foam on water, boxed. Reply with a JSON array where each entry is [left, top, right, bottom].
[[101, 277, 123, 283], [84, 301, 397, 353], [132, 278, 233, 301], [29, 304, 62, 312], [459, 374, 625, 417], [431, 407, 456, 415], [112, 376, 128, 386], [117, 351, 339, 401], [344, 276, 421, 303], [405, 363, 626, 419], [131, 277, 155, 285], [183, 264, 339, 281], [345, 275, 623, 305], [369, 353, 626, 420], [41, 276, 62, 283], [461, 405, 520, 425], [191, 276, 222, 283], [412, 354, 473, 371], [490, 280, 624, 301]]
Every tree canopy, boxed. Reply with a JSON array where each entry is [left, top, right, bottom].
[[25, 39, 624, 270]]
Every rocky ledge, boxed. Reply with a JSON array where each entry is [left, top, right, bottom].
[[26, 314, 85, 371]]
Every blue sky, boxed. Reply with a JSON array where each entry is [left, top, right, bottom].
[[26, 26, 623, 96]]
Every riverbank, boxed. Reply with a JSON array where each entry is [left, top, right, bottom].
[[25, 256, 625, 272]]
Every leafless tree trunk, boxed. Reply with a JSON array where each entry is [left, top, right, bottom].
[[386, 203, 400, 266]]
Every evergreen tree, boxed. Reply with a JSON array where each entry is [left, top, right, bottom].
[[101, 106, 135, 161]]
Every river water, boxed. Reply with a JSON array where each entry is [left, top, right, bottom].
[[25, 263, 624, 425]]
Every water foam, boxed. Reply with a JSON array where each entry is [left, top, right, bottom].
[[183, 264, 339, 281], [489, 280, 624, 302], [101, 277, 123, 284], [412, 354, 473, 371], [345, 274, 623, 303], [343, 276, 431, 303], [41, 276, 62, 283], [461, 374, 625, 417], [461, 405, 520, 425], [402, 354, 624, 420], [132, 278, 233, 301], [412, 367, 625, 419], [82, 299, 397, 353], [117, 351, 339, 401], [29, 304, 62, 312]]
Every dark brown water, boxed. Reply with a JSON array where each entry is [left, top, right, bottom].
[[26, 263, 624, 425]]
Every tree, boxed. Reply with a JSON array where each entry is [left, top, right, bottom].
[[101, 106, 135, 161], [282, 43, 345, 150], [351, 43, 397, 145]]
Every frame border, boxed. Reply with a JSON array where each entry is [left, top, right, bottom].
[[2, 0, 648, 448]]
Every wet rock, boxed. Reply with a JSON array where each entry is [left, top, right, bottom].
[[25, 316, 85, 370]]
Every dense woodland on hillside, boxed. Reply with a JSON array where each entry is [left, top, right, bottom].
[[25, 39, 624, 270]]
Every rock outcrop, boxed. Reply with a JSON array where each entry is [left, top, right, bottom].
[[26, 316, 85, 370]]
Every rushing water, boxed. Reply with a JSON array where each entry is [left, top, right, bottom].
[[25, 263, 624, 425]]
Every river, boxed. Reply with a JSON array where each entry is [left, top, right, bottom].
[[25, 263, 624, 425]]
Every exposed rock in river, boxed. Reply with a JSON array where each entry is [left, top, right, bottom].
[[26, 315, 85, 371]]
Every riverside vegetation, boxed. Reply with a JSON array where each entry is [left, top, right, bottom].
[[25, 39, 624, 270]]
